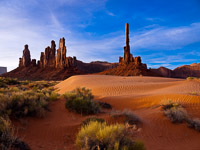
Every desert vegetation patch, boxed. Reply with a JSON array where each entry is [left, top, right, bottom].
[[162, 101, 200, 132], [63, 87, 100, 115], [0, 77, 59, 149], [76, 121, 145, 150]]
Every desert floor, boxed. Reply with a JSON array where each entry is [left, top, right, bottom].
[[15, 75, 200, 150]]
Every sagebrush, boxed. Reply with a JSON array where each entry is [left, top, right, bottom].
[[162, 102, 188, 123], [187, 118, 200, 132], [81, 117, 105, 126], [76, 121, 145, 150], [0, 117, 30, 150], [162, 101, 200, 132], [0, 78, 59, 149], [64, 87, 100, 115], [111, 109, 140, 125]]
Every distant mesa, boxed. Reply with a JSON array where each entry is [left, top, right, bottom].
[[151, 63, 200, 78], [2, 23, 200, 80], [0, 67, 7, 75]]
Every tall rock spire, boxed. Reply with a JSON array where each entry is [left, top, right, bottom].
[[123, 23, 131, 64], [56, 37, 67, 68], [19, 45, 31, 67], [119, 23, 134, 65], [125, 23, 130, 50]]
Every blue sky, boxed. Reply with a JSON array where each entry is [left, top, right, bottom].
[[0, 0, 200, 71]]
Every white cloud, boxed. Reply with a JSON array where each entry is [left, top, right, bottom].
[[132, 23, 200, 50], [106, 11, 115, 16], [146, 17, 164, 22]]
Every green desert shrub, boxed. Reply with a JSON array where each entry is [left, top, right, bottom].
[[162, 101, 180, 110], [48, 91, 59, 101], [28, 81, 58, 90], [82, 117, 105, 126], [0, 77, 19, 88], [11, 92, 48, 118], [163, 101, 200, 132], [0, 117, 30, 150], [0, 87, 21, 94], [0, 79, 59, 119], [164, 107, 188, 123], [20, 80, 31, 85], [0, 90, 50, 118], [64, 87, 100, 115], [76, 121, 144, 150], [162, 102, 188, 123], [0, 77, 19, 86], [111, 109, 140, 125], [187, 118, 200, 132], [0, 117, 16, 149]]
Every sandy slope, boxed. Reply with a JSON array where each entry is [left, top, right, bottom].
[[16, 75, 200, 150]]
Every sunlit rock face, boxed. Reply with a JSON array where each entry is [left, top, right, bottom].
[[19, 45, 31, 67], [119, 23, 146, 69], [18, 37, 77, 69]]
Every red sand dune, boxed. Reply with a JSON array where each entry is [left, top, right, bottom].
[[15, 75, 200, 150]]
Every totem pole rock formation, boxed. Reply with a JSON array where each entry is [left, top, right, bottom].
[[19, 45, 31, 67], [119, 23, 142, 67], [50, 40, 56, 67], [99, 23, 151, 76], [56, 37, 67, 68], [40, 40, 56, 68], [18, 37, 77, 69], [55, 37, 77, 68], [40, 52, 44, 68]]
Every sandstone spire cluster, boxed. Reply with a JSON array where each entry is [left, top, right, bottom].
[[19, 37, 77, 69], [119, 23, 142, 66]]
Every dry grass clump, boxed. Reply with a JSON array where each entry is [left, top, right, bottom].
[[48, 91, 59, 101], [0, 117, 30, 150], [81, 117, 105, 126], [0, 78, 59, 119], [0, 90, 56, 118], [162, 102, 188, 123], [111, 109, 140, 125], [0, 117, 16, 149], [76, 121, 145, 150], [64, 87, 100, 115], [0, 77, 19, 88], [187, 118, 200, 132], [162, 101, 200, 132], [164, 107, 188, 123], [187, 77, 199, 80], [0, 78, 59, 149], [27, 81, 58, 90]]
